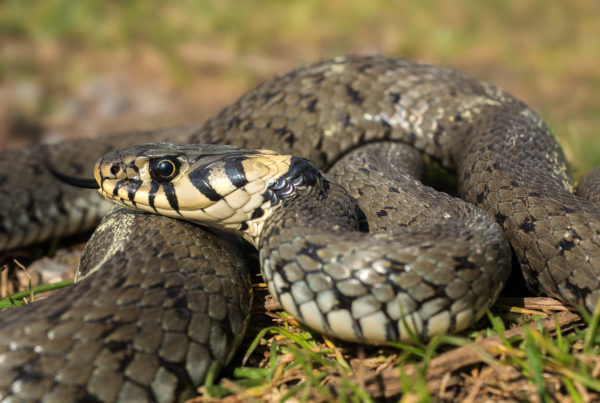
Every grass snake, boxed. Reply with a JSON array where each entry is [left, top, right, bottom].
[[1, 55, 599, 401]]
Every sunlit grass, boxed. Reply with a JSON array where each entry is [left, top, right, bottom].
[[0, 279, 72, 308], [196, 301, 599, 401]]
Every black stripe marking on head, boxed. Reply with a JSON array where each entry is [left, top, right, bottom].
[[127, 179, 142, 208], [113, 180, 125, 196], [148, 181, 160, 212], [162, 182, 181, 215], [224, 157, 248, 188], [128, 163, 140, 174], [127, 180, 142, 202], [98, 156, 106, 184], [188, 165, 222, 201]]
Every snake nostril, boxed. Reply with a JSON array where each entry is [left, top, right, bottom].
[[110, 164, 120, 176]]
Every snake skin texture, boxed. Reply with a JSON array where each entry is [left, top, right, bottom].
[[257, 142, 510, 341], [88, 142, 510, 343], [577, 167, 600, 204], [0, 209, 252, 402], [1, 55, 599, 401]]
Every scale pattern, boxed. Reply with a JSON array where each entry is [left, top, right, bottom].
[[1, 56, 599, 401]]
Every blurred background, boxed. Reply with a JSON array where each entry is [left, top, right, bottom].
[[1, 0, 598, 176]]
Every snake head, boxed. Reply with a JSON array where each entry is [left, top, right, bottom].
[[90, 142, 321, 246]]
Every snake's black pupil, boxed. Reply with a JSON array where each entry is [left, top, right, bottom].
[[156, 160, 174, 177], [110, 164, 120, 175], [151, 157, 180, 182]]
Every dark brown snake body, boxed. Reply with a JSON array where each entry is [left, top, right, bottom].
[[0, 56, 599, 402]]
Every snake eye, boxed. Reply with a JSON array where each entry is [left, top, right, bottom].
[[150, 156, 181, 183], [110, 164, 120, 176]]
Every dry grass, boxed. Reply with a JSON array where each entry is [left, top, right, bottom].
[[188, 288, 599, 402]]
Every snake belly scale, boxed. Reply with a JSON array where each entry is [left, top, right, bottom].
[[0, 55, 599, 402]]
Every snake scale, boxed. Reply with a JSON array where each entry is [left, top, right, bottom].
[[1, 55, 599, 402]]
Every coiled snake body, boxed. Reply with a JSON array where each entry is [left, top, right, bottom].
[[1, 56, 599, 402]]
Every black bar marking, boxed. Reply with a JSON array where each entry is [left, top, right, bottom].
[[113, 180, 125, 196], [148, 181, 160, 212], [188, 165, 222, 202], [224, 157, 248, 188], [127, 180, 142, 208], [250, 207, 264, 219], [162, 182, 181, 214]]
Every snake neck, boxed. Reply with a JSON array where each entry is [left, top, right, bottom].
[[258, 179, 363, 250]]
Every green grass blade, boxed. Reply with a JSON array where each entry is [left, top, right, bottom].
[[0, 280, 72, 308]]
